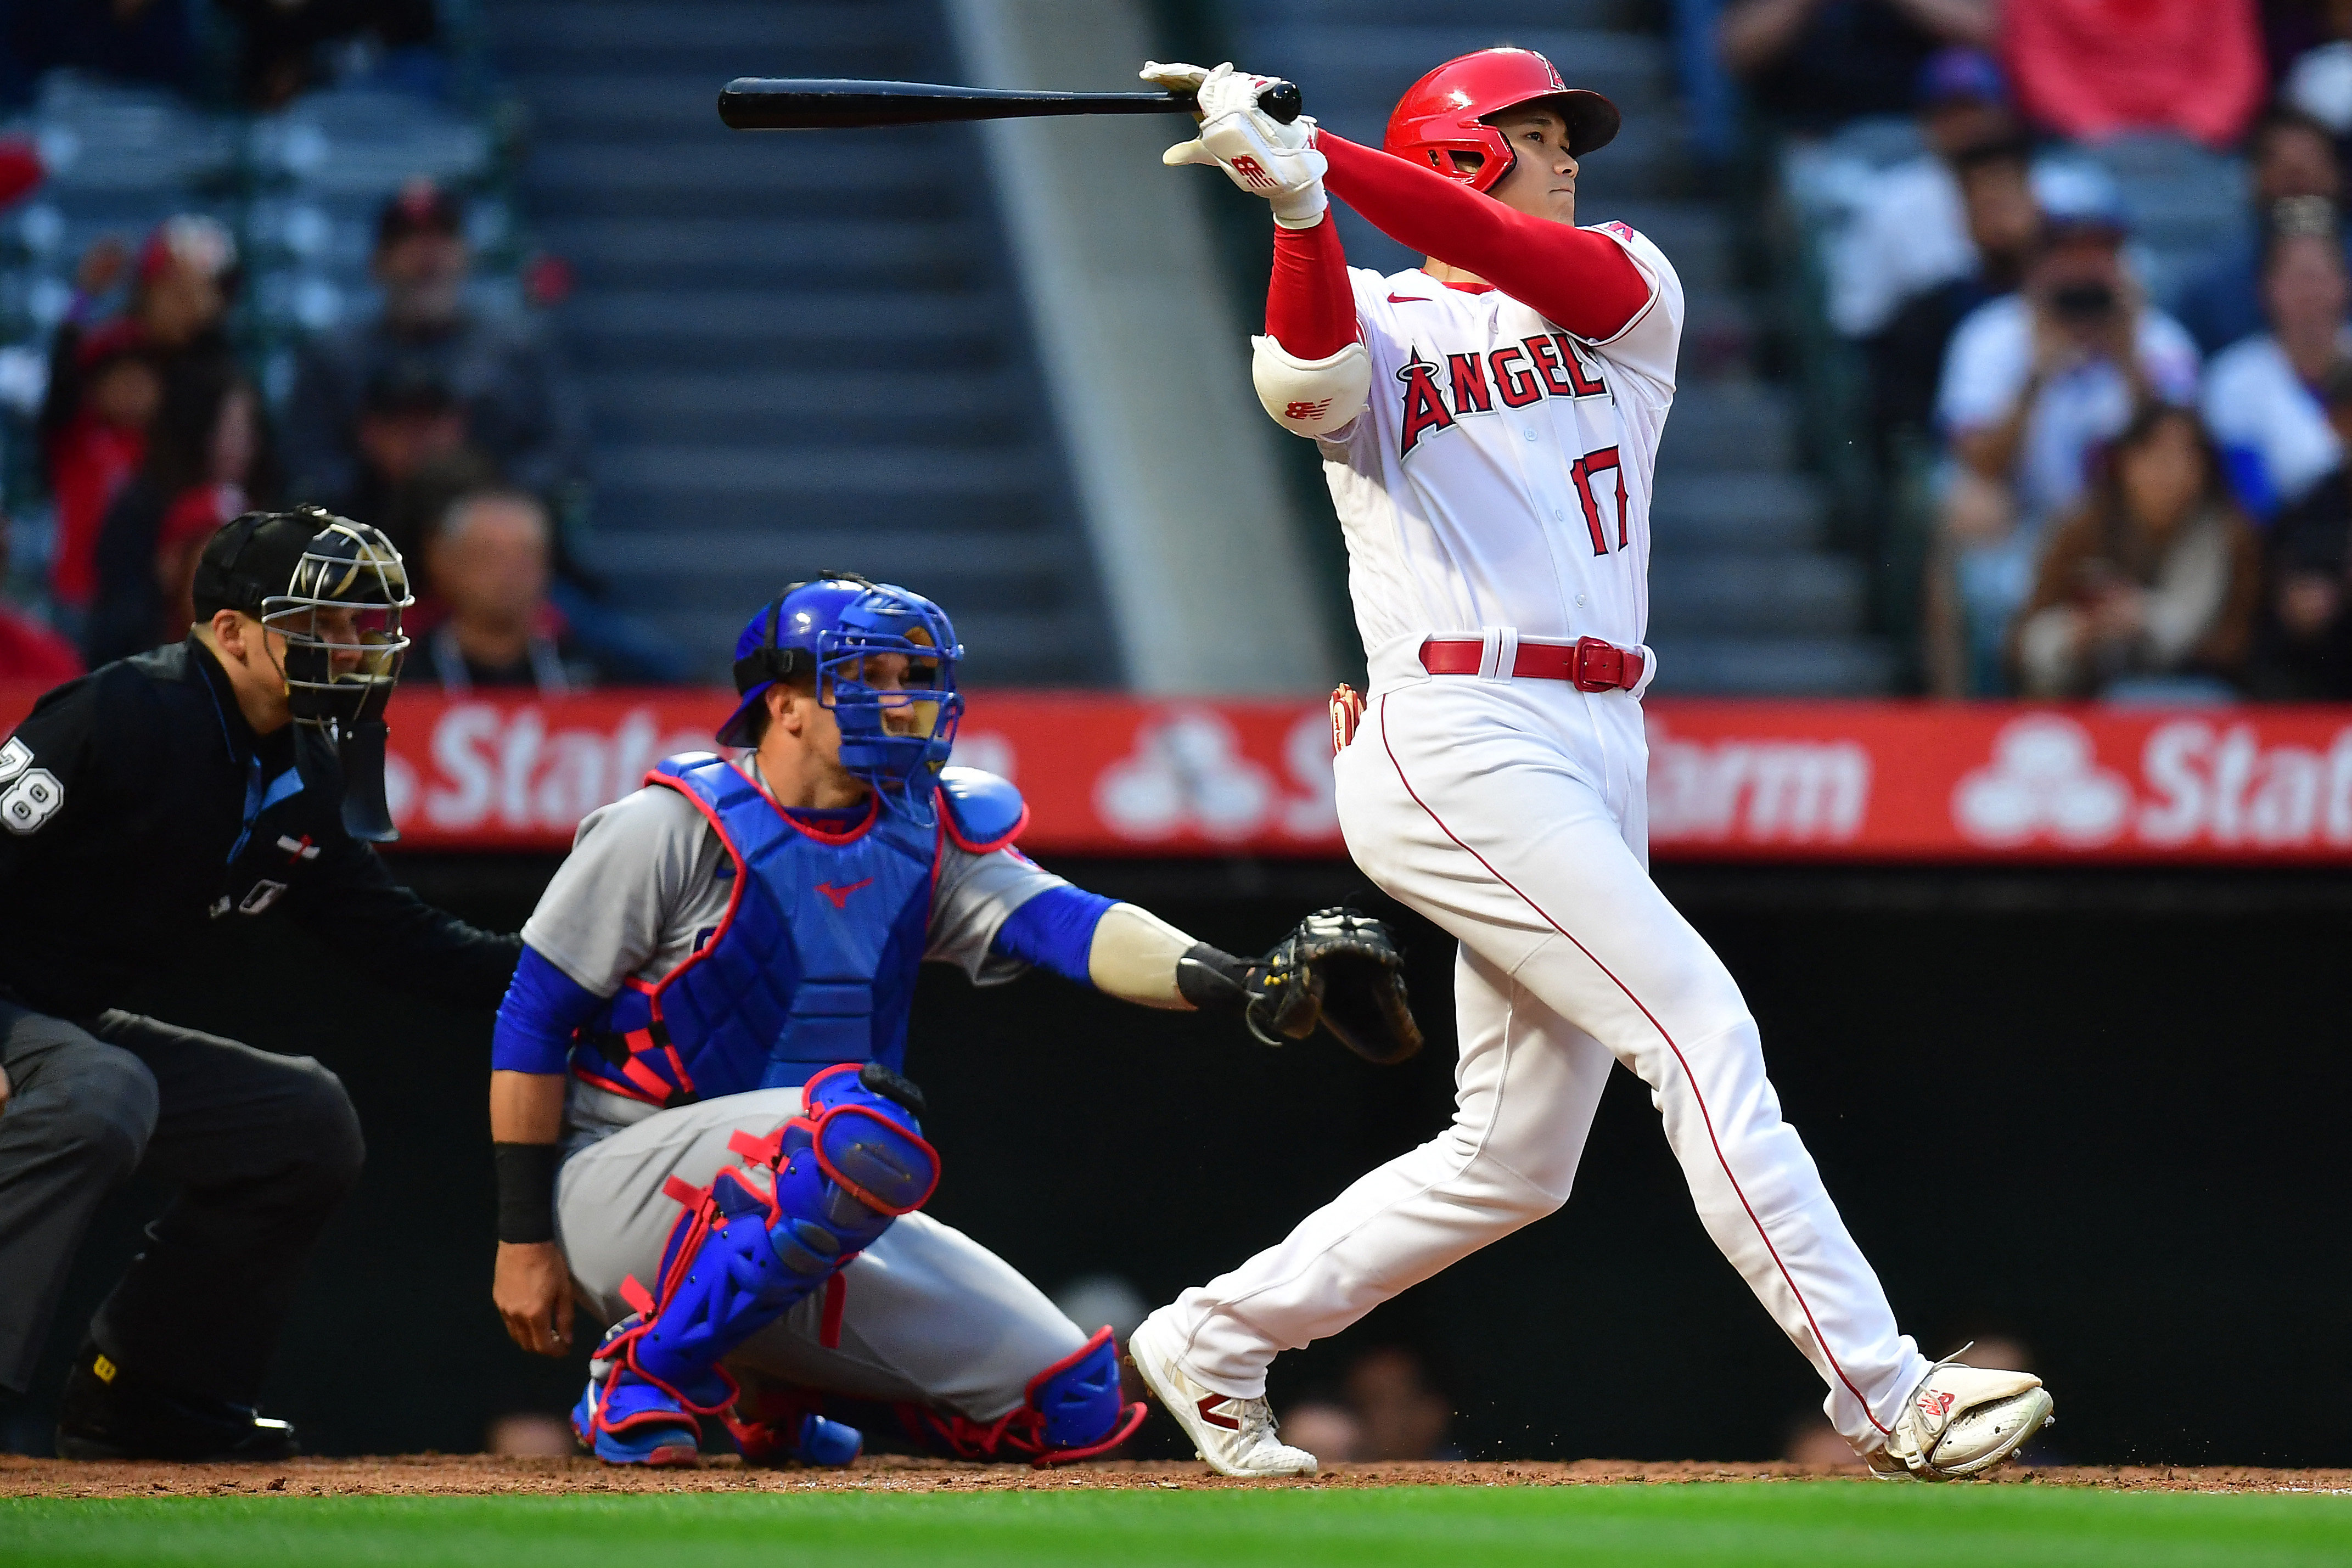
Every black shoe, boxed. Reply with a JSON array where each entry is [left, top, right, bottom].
[[53, 1344, 298, 1462]]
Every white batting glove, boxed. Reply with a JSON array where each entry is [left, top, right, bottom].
[[1148, 61, 1327, 228], [1138, 60, 1212, 97]]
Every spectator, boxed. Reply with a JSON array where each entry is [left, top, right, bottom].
[[283, 180, 586, 527], [0, 522, 82, 683], [213, 0, 443, 109], [2009, 403, 2259, 698], [2202, 199, 2352, 524], [1868, 137, 2040, 459], [1829, 48, 2019, 341], [83, 362, 277, 666], [1926, 179, 2202, 693], [2280, 1, 2352, 138], [1718, 0, 1995, 133], [2005, 0, 2265, 150], [418, 488, 613, 692], [2172, 108, 2351, 358], [1341, 1347, 1461, 1463], [0, 0, 203, 109], [40, 216, 240, 610], [2250, 357, 2352, 697], [41, 318, 159, 616], [329, 357, 470, 555]]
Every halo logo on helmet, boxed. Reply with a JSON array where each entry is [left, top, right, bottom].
[[720, 574, 965, 823], [1384, 48, 1621, 194], [198, 505, 413, 842]]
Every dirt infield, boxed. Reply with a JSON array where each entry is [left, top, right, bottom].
[[5, 1454, 2349, 1497]]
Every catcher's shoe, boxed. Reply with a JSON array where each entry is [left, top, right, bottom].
[[1125, 1313, 1316, 1479], [1866, 1352, 2054, 1481], [53, 1344, 297, 1463], [571, 1321, 706, 1468]]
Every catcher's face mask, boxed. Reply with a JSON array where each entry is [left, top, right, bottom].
[[260, 517, 413, 841], [721, 575, 964, 824]]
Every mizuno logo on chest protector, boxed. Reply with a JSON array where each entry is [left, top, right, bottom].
[[1396, 332, 1611, 457], [815, 878, 874, 909]]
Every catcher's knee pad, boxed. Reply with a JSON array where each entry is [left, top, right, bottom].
[[901, 1327, 1148, 1468], [597, 1064, 939, 1428]]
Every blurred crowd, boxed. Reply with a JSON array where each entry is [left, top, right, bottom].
[[2, 0, 447, 113], [1733, 0, 2352, 699], [0, 7, 685, 689]]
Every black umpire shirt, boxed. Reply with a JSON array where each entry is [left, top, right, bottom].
[[0, 637, 518, 1020]]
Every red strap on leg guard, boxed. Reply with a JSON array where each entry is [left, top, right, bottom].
[[819, 1273, 846, 1350], [728, 1125, 789, 1169], [618, 1275, 656, 1317]]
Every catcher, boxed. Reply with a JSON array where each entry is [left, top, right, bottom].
[[487, 574, 1418, 1468]]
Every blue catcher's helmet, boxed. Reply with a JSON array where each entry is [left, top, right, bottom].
[[717, 574, 964, 816]]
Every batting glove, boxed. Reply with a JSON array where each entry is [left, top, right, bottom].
[[1147, 61, 1327, 228]]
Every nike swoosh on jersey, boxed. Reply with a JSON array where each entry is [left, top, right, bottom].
[[1386, 293, 1434, 304]]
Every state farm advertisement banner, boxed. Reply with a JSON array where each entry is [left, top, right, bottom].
[[4, 682, 2352, 862]]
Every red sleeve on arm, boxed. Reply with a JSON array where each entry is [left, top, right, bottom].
[[1264, 214, 1357, 359], [1316, 132, 1651, 341]]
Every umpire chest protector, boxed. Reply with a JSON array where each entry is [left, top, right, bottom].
[[573, 754, 1024, 1106]]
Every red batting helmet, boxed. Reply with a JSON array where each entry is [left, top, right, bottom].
[[1383, 47, 1620, 193]]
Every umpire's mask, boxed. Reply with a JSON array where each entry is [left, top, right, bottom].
[[198, 507, 414, 841]]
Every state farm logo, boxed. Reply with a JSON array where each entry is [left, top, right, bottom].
[[1094, 708, 1338, 841], [1647, 724, 1870, 844], [383, 705, 711, 835], [2137, 719, 2352, 847], [1951, 716, 2131, 847], [1950, 715, 2352, 851]]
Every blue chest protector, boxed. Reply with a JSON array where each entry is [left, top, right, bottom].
[[571, 755, 1025, 1106]]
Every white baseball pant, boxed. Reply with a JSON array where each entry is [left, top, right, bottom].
[[1155, 650, 1931, 1449]]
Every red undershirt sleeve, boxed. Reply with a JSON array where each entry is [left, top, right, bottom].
[[1315, 131, 1652, 341], [1264, 213, 1357, 359]]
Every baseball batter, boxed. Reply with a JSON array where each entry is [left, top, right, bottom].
[[1125, 54, 2056, 1480], [487, 575, 1421, 1467]]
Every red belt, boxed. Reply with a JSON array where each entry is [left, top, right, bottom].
[[1418, 636, 1646, 693]]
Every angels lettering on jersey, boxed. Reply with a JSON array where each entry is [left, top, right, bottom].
[[1394, 333, 1627, 558]]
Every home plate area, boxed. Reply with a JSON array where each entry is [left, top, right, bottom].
[[5, 1455, 2348, 1497]]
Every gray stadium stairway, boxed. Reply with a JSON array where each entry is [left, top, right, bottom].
[[1221, 0, 1892, 694], [482, 0, 1110, 684]]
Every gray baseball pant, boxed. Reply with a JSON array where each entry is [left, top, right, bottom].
[[0, 998, 363, 1400], [556, 1087, 1087, 1421]]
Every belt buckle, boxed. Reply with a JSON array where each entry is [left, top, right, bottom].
[[1570, 636, 1621, 693]]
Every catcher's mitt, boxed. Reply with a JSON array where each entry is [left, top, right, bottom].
[[1247, 907, 1423, 1065]]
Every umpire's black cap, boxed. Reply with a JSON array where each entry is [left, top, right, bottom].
[[192, 507, 334, 621]]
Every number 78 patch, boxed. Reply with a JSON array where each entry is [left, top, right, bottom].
[[0, 737, 62, 835]]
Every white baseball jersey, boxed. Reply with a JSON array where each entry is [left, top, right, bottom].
[[1318, 222, 1685, 660]]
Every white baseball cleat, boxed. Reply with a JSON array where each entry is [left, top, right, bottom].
[[1867, 1352, 2055, 1480], [1126, 1312, 1318, 1479]]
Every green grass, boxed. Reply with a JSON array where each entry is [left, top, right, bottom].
[[4, 1483, 2350, 1567]]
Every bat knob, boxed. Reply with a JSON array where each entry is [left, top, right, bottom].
[[1256, 79, 1303, 125]]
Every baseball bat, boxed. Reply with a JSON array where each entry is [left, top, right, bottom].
[[717, 77, 1302, 131]]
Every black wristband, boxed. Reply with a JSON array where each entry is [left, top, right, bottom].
[[1175, 943, 1254, 1014], [493, 1142, 560, 1245]]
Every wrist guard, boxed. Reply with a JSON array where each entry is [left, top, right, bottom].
[[494, 1141, 561, 1245]]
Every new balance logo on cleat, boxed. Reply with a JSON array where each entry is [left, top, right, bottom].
[[1919, 1389, 1956, 1419], [1196, 1393, 1242, 1431]]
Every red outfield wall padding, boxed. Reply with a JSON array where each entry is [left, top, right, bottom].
[[5, 683, 2352, 862]]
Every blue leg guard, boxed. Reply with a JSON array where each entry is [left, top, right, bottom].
[[577, 1064, 939, 1466], [901, 1327, 1148, 1468]]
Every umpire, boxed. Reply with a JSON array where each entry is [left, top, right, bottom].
[[0, 507, 519, 1459]]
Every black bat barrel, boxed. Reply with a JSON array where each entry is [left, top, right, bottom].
[[718, 77, 1301, 130]]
